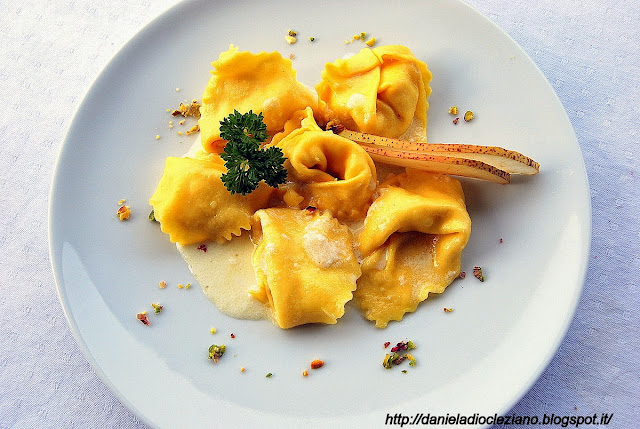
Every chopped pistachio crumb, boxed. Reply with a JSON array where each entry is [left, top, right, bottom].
[[185, 283, 191, 289], [185, 124, 200, 135], [136, 312, 150, 325], [448, 105, 458, 115], [287, 30, 297, 37], [308, 36, 315, 42], [464, 110, 474, 122], [383, 340, 417, 369], [407, 354, 417, 367], [208, 344, 226, 363], [151, 303, 163, 314], [265, 372, 273, 378], [148, 210, 156, 222], [473, 266, 485, 282], [117, 205, 131, 221]]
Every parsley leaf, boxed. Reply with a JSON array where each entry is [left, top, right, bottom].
[[219, 110, 287, 195]]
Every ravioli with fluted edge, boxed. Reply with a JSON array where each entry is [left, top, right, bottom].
[[199, 44, 318, 154], [149, 156, 275, 245], [354, 169, 472, 327], [315, 45, 432, 142], [249, 208, 360, 329], [272, 107, 377, 220]]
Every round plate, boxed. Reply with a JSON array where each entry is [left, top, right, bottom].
[[50, 0, 591, 427]]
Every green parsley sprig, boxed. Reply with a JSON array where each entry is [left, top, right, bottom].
[[219, 110, 288, 195]]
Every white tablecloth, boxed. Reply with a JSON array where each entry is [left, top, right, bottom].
[[1, 0, 638, 427]]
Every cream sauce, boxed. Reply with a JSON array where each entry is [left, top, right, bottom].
[[177, 233, 269, 320]]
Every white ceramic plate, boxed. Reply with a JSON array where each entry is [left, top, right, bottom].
[[50, 0, 591, 427]]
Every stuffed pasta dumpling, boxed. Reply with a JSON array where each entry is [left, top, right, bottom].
[[250, 208, 361, 329], [316, 45, 432, 142], [199, 45, 317, 153], [273, 107, 377, 220], [149, 156, 275, 245], [354, 169, 471, 327]]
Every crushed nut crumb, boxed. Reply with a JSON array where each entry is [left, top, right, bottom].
[[464, 110, 474, 122], [208, 344, 226, 363], [185, 124, 200, 135], [117, 205, 131, 221], [136, 312, 150, 326], [473, 266, 485, 282]]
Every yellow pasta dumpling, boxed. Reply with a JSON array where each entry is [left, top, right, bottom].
[[354, 169, 471, 327], [316, 45, 432, 142], [250, 208, 361, 329], [273, 107, 377, 220], [199, 45, 318, 153], [149, 156, 275, 245]]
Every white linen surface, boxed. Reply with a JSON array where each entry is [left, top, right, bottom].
[[1, 0, 638, 427]]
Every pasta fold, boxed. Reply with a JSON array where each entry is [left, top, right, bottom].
[[316, 45, 432, 142], [273, 107, 377, 220], [354, 170, 471, 327], [149, 156, 275, 245], [250, 208, 360, 329], [199, 45, 317, 153]]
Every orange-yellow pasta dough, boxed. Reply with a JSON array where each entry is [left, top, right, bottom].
[[354, 169, 471, 328], [199, 45, 317, 153], [149, 156, 275, 245], [316, 45, 432, 142], [273, 107, 377, 220], [250, 208, 361, 329]]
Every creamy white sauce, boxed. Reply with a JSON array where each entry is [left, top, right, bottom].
[[178, 234, 269, 320]]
